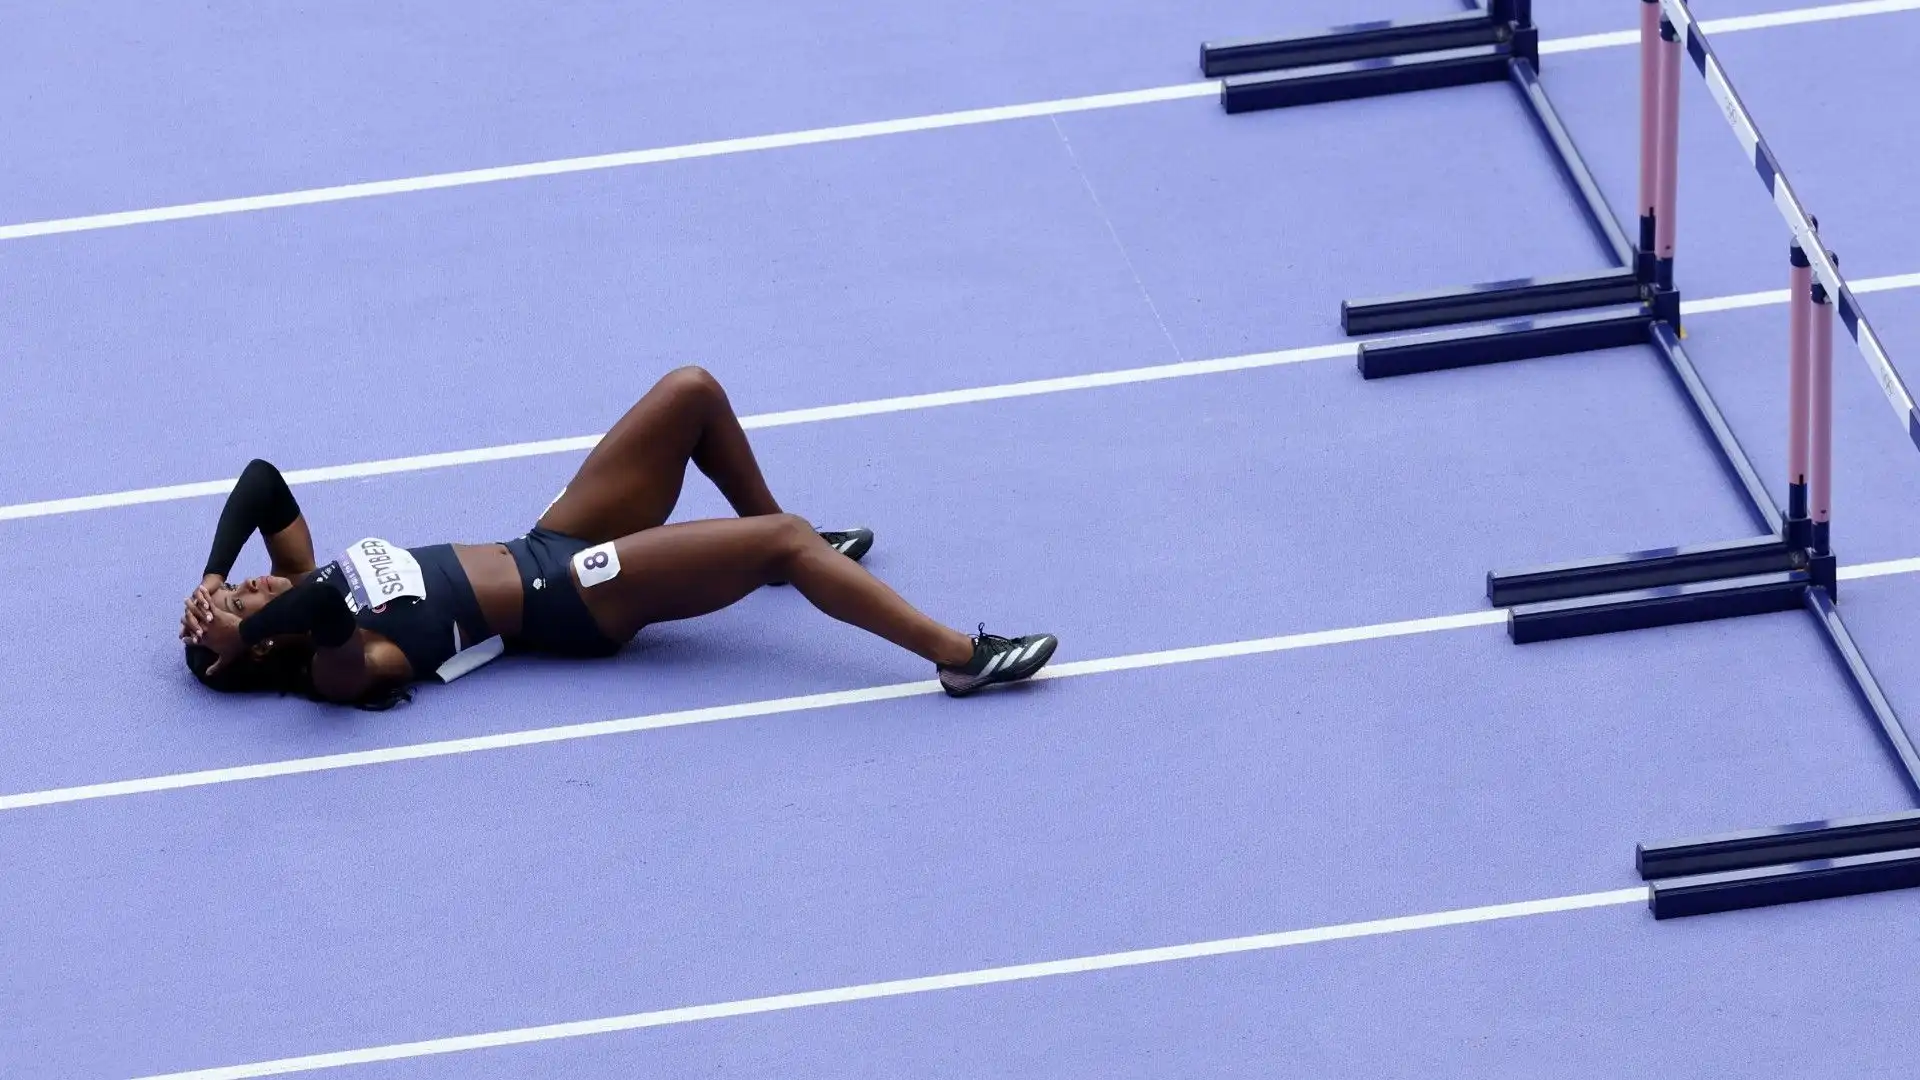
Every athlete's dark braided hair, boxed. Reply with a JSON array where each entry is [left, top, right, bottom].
[[183, 641, 412, 712]]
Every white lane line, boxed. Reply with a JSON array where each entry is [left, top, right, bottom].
[[1538, 0, 1920, 54], [5, 0, 1917, 243], [0, 434, 608, 521], [0, 344, 1358, 522], [10, 267, 1920, 525], [1682, 271, 1920, 317], [0, 610, 1506, 813], [0, 84, 1217, 243], [1841, 555, 1920, 580], [13, 547, 1920, 813], [1659, 0, 1920, 34], [127, 885, 1648, 1079]]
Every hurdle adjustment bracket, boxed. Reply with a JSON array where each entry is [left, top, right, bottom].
[[1648, 286, 1682, 327]]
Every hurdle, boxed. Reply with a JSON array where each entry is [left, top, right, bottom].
[[1203, 1, 1920, 917], [1605, 1, 1920, 918], [1200, 1, 1652, 353]]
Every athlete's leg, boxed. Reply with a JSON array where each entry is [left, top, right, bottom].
[[538, 366, 781, 543], [574, 514, 974, 665]]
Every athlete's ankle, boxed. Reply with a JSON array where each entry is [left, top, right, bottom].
[[934, 631, 976, 668]]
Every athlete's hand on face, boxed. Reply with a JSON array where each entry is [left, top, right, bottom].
[[190, 608, 247, 674], [180, 578, 224, 642]]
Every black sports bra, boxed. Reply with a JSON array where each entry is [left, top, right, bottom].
[[320, 538, 502, 683]]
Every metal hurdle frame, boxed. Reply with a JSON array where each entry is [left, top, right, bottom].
[[1619, 0, 1920, 918], [1201, 0, 1655, 357], [1203, 1, 1920, 917]]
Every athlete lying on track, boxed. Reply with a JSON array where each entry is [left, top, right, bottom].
[[178, 366, 1056, 709]]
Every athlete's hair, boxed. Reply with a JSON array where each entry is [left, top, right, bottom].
[[183, 642, 412, 711], [184, 640, 315, 697]]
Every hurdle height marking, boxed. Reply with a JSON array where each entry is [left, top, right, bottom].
[[1636, 0, 1661, 279], [1654, 14, 1681, 289], [1811, 269, 1837, 559], [1787, 239, 1814, 539], [1657, 0, 1920, 449]]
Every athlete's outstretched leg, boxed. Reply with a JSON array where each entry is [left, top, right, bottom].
[[572, 515, 1055, 692], [577, 515, 964, 662], [539, 366, 781, 543]]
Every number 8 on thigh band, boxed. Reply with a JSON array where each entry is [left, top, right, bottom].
[[572, 542, 621, 588]]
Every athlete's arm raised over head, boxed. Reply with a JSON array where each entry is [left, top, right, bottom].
[[204, 459, 314, 578], [186, 567, 410, 704]]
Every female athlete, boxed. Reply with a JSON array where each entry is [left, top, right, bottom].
[[178, 366, 1056, 708]]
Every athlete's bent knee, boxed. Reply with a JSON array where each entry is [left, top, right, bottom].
[[661, 364, 725, 407], [769, 512, 815, 549], [765, 513, 818, 572]]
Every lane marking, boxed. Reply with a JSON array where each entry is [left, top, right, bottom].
[[5, 0, 1918, 243], [127, 886, 1649, 1079], [0, 86, 1220, 243], [6, 346, 1349, 521], [0, 609, 1504, 812], [1841, 555, 1920, 581], [1537, 0, 1920, 54], [1683, 270, 1920, 316], [9, 269, 1920, 524], [14, 549, 1920, 813]]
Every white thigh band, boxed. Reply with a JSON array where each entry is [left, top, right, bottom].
[[572, 541, 621, 588]]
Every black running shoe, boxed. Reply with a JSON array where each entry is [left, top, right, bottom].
[[769, 526, 874, 586], [938, 624, 1058, 697], [819, 527, 874, 563]]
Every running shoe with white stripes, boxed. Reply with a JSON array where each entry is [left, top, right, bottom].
[[938, 624, 1058, 697], [820, 527, 874, 562]]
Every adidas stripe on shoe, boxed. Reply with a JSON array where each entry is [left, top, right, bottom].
[[938, 625, 1058, 697], [819, 527, 874, 562]]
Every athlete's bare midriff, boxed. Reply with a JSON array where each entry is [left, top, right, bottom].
[[451, 543, 524, 638]]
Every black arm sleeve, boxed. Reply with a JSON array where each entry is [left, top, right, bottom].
[[203, 459, 303, 578], [239, 572, 357, 649]]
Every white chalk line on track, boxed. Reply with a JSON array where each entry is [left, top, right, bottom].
[[126, 885, 1649, 1080], [7, 270, 1920, 525], [3, 0, 1917, 245], [7, 551, 1920, 815], [0, 609, 1504, 812]]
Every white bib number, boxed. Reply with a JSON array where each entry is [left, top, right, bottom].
[[339, 537, 427, 613]]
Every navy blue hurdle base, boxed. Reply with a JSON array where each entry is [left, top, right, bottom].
[[1647, 849, 1920, 919], [1639, 808, 1920, 918], [1342, 269, 1641, 336], [1355, 307, 1649, 379], [1200, 8, 1505, 78], [1639, 809, 1920, 879]]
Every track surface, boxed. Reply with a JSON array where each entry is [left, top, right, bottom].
[[5, 2, 1920, 1076]]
